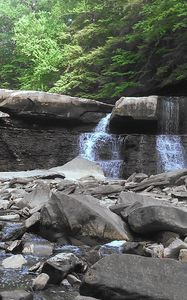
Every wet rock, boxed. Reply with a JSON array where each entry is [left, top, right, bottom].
[[80, 254, 187, 300], [41, 192, 131, 244], [25, 212, 40, 228], [179, 249, 187, 262], [42, 253, 86, 284], [128, 205, 187, 235], [164, 238, 187, 258], [32, 273, 49, 290], [2, 254, 27, 268], [1, 222, 26, 241], [56, 156, 105, 181], [0, 290, 33, 300]]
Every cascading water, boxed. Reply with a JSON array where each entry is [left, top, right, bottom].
[[79, 114, 123, 178], [156, 98, 185, 171]]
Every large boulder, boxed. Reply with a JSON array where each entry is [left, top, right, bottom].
[[110, 191, 171, 220], [80, 254, 187, 300], [128, 205, 187, 235], [0, 90, 113, 124], [42, 253, 85, 284], [40, 192, 131, 244], [110, 96, 158, 133]]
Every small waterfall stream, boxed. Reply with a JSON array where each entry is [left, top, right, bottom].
[[156, 98, 185, 171], [79, 114, 123, 178]]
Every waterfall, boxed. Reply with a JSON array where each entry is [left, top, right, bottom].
[[156, 135, 185, 171], [156, 98, 185, 171], [160, 98, 179, 134], [79, 114, 123, 178]]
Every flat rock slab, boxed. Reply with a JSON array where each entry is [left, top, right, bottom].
[[128, 205, 187, 235], [80, 254, 187, 300], [0, 89, 112, 124], [0, 166, 65, 181]]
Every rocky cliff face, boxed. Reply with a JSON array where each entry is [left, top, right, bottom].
[[0, 118, 94, 172]]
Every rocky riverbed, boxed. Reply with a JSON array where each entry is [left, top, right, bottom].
[[0, 157, 187, 300]]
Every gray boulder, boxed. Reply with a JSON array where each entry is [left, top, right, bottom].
[[0, 90, 112, 124], [42, 253, 85, 284], [110, 96, 158, 133], [80, 254, 187, 300], [113, 191, 170, 221], [128, 205, 187, 235], [40, 192, 131, 243], [118, 191, 170, 207]]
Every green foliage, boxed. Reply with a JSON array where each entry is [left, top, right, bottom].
[[0, 0, 186, 100]]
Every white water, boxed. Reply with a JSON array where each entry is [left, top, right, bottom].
[[156, 98, 185, 171], [79, 114, 123, 178], [156, 135, 185, 171]]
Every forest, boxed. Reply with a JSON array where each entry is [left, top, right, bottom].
[[0, 0, 187, 102]]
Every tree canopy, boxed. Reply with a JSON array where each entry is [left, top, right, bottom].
[[0, 0, 187, 101]]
